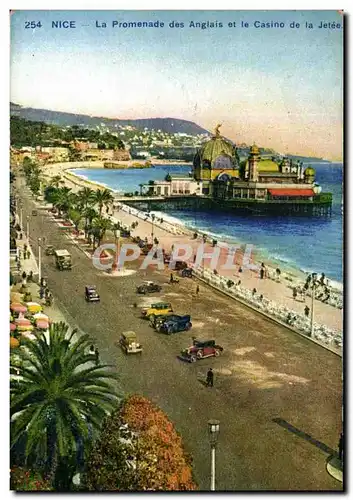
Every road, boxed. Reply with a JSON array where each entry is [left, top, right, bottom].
[[18, 182, 343, 491]]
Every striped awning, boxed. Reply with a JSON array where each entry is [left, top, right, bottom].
[[268, 189, 314, 197]]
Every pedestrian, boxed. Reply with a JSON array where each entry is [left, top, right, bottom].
[[260, 263, 265, 279], [206, 368, 214, 387], [94, 348, 100, 366], [19, 232, 23, 240], [27, 250, 31, 260], [275, 267, 281, 281], [293, 287, 298, 300], [17, 261, 21, 272], [22, 271, 27, 283], [196, 285, 200, 295], [18, 249, 21, 260], [238, 266, 243, 274], [89, 344, 95, 357], [304, 305, 310, 317], [39, 286, 45, 300], [252, 288, 257, 296], [338, 433, 343, 461], [170, 273, 174, 284], [320, 272, 326, 286]]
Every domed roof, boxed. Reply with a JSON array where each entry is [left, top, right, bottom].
[[250, 144, 260, 155], [245, 159, 279, 172], [304, 166, 316, 175], [199, 136, 235, 167]]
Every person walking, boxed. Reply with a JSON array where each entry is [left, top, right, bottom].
[[292, 287, 298, 300], [27, 250, 31, 260], [196, 285, 200, 296], [89, 344, 95, 358], [304, 305, 310, 317], [94, 348, 100, 366], [206, 368, 214, 387]]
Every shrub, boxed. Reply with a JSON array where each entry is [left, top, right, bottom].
[[86, 395, 197, 491]]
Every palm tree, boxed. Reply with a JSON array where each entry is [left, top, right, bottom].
[[52, 187, 72, 216], [77, 188, 96, 232], [94, 189, 114, 216], [83, 207, 98, 240], [49, 176, 64, 189], [10, 322, 119, 486]]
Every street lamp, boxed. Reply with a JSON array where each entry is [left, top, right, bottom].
[[151, 214, 156, 243], [310, 272, 318, 338], [26, 216, 30, 242], [112, 229, 121, 272], [38, 237, 42, 284], [208, 419, 220, 491]]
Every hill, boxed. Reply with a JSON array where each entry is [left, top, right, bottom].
[[10, 102, 209, 136]]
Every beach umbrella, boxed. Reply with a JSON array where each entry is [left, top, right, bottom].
[[26, 302, 42, 313], [33, 312, 49, 321], [15, 318, 31, 326], [10, 323, 16, 332], [11, 303, 27, 314], [21, 331, 36, 341], [10, 337, 20, 349], [36, 320, 49, 330]]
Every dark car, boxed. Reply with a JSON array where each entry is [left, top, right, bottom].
[[159, 315, 192, 335], [180, 267, 193, 278], [181, 339, 223, 362], [136, 281, 162, 294], [171, 260, 188, 271], [85, 285, 100, 302], [150, 313, 180, 329]]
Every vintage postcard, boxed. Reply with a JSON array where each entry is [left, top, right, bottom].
[[9, 10, 343, 491]]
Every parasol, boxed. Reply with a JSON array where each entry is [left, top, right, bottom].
[[11, 303, 27, 313], [10, 337, 20, 349], [33, 313, 49, 321], [16, 324, 34, 332], [15, 318, 31, 326], [36, 320, 49, 330], [26, 302, 42, 313]]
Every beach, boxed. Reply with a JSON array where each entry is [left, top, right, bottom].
[[42, 162, 343, 340]]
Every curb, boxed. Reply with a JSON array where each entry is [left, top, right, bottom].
[[194, 274, 342, 358]]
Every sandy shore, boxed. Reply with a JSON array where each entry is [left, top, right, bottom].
[[43, 162, 343, 336]]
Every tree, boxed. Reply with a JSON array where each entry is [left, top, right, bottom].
[[82, 207, 98, 240], [94, 189, 114, 217], [68, 208, 82, 232], [86, 395, 196, 491], [49, 175, 64, 189], [51, 187, 72, 216], [10, 322, 119, 489], [90, 215, 112, 248]]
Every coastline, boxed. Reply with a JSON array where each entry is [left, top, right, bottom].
[[42, 161, 343, 338]]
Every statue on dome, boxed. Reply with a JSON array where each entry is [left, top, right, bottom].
[[215, 123, 222, 137]]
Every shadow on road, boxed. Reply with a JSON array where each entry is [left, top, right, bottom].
[[272, 417, 337, 457]]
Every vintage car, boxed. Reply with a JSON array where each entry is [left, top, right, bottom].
[[179, 267, 193, 278], [150, 313, 179, 329], [45, 245, 55, 256], [119, 331, 143, 354], [171, 260, 188, 271], [136, 281, 162, 295], [158, 315, 192, 335], [141, 302, 173, 320], [85, 285, 100, 302], [181, 339, 224, 362]]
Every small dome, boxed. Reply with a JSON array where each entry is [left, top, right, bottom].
[[304, 166, 316, 176], [198, 136, 235, 167], [250, 144, 260, 155]]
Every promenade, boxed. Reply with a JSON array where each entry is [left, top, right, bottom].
[[16, 175, 343, 491]]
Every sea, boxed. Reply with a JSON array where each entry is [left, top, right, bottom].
[[72, 163, 343, 284]]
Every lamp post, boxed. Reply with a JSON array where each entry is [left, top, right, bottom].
[[208, 419, 220, 491], [310, 272, 317, 338], [151, 214, 156, 243], [112, 229, 121, 272], [26, 216, 30, 242], [38, 237, 42, 284]]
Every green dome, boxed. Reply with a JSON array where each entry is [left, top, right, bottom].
[[199, 137, 235, 167], [245, 159, 279, 172], [304, 166, 316, 175]]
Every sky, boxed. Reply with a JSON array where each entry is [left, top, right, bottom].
[[10, 10, 343, 160]]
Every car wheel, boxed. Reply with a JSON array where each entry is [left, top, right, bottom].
[[196, 350, 203, 359], [190, 355, 197, 362], [214, 349, 221, 357], [185, 322, 191, 330]]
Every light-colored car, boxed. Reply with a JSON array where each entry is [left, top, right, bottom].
[[119, 331, 143, 354]]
